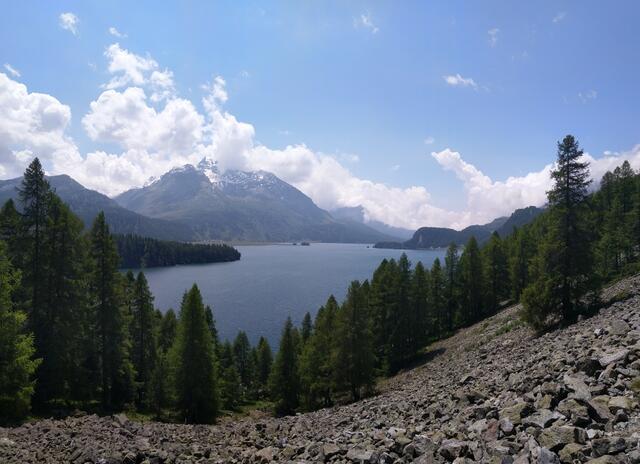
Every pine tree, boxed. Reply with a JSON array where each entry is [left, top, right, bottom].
[[170, 284, 218, 423], [0, 199, 22, 264], [509, 227, 534, 300], [255, 336, 273, 396], [333, 281, 375, 401], [158, 309, 178, 353], [269, 317, 300, 415], [443, 243, 460, 332], [301, 312, 313, 344], [368, 259, 396, 371], [459, 236, 485, 325], [0, 241, 41, 424], [131, 272, 158, 409], [388, 254, 412, 372], [204, 305, 220, 352], [429, 258, 446, 337], [218, 341, 241, 410], [409, 261, 429, 351], [299, 296, 338, 409], [88, 212, 135, 411], [233, 331, 254, 399], [484, 232, 509, 313], [523, 135, 599, 327], [37, 195, 90, 405]]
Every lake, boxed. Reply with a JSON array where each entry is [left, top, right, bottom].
[[133, 243, 446, 347]]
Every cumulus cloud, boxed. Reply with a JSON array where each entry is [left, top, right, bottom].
[[354, 12, 379, 34], [3, 64, 20, 78], [443, 73, 478, 89], [424, 136, 435, 145], [2, 45, 640, 231], [0, 73, 81, 178], [59, 12, 79, 35]]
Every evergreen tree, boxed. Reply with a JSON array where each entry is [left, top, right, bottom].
[[158, 309, 178, 353], [387, 254, 412, 372], [301, 312, 313, 344], [484, 232, 509, 313], [0, 199, 22, 264], [170, 284, 218, 423], [218, 341, 241, 410], [88, 212, 135, 410], [509, 227, 534, 300], [37, 195, 90, 405], [233, 331, 254, 399], [429, 258, 446, 337], [459, 236, 485, 325], [269, 317, 300, 415], [0, 241, 40, 424], [409, 261, 429, 351], [131, 272, 158, 409], [299, 296, 338, 409], [333, 281, 375, 401], [523, 135, 599, 327], [369, 259, 396, 370], [443, 243, 460, 332], [204, 305, 220, 352], [255, 336, 273, 395]]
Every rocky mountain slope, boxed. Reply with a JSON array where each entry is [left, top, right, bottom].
[[4, 276, 640, 463], [116, 159, 398, 243]]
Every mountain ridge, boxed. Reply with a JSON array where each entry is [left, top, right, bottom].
[[375, 205, 544, 249], [115, 158, 400, 243]]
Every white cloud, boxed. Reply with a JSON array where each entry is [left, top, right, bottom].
[[488, 28, 499, 47], [553, 12, 567, 23], [578, 89, 597, 103], [424, 136, 435, 145], [443, 73, 478, 89], [103, 43, 159, 90], [0, 72, 81, 178], [3, 64, 20, 78], [59, 12, 79, 35], [391, 164, 400, 171], [354, 12, 379, 34], [3, 45, 640, 231], [109, 26, 127, 38]]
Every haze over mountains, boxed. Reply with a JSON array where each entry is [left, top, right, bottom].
[[376, 205, 544, 249]]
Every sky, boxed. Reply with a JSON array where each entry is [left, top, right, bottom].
[[1, 1, 639, 230]]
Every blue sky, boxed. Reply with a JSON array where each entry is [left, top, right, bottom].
[[1, 1, 639, 228]]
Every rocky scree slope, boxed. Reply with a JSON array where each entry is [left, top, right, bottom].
[[4, 276, 640, 463]]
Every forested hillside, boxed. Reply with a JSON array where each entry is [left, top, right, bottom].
[[114, 234, 240, 268], [1, 136, 640, 428]]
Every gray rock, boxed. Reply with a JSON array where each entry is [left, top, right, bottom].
[[599, 349, 630, 367]]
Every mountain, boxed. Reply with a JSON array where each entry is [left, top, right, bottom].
[[376, 205, 544, 249], [115, 159, 396, 243], [331, 206, 413, 240], [0, 175, 193, 241]]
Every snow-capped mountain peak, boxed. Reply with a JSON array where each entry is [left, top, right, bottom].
[[197, 157, 221, 184]]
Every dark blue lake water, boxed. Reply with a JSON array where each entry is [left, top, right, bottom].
[[134, 243, 446, 347]]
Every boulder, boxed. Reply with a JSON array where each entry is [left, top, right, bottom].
[[537, 426, 586, 451]]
